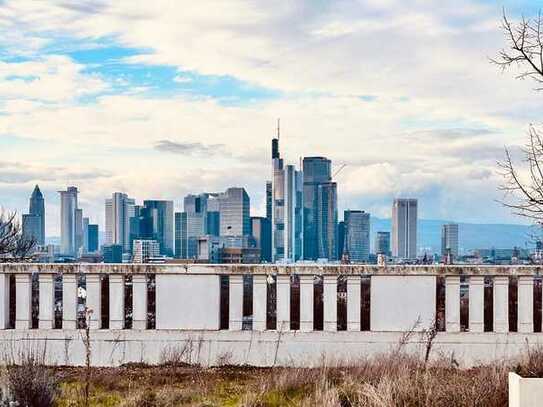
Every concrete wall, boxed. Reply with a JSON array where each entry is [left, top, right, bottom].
[[0, 264, 543, 367], [509, 372, 543, 407]]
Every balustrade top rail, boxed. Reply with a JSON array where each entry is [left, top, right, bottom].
[[1, 263, 543, 275]]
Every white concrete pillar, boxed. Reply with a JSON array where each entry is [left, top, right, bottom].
[[38, 274, 54, 329], [323, 275, 337, 332], [228, 275, 243, 330], [347, 275, 361, 331], [85, 274, 101, 329], [252, 275, 267, 331], [132, 274, 147, 330], [109, 274, 125, 330], [468, 276, 484, 333], [62, 274, 77, 329], [299, 275, 314, 332], [493, 276, 509, 333], [518, 276, 534, 333], [15, 274, 31, 330], [445, 276, 460, 332], [276, 275, 290, 331], [0, 274, 10, 329]]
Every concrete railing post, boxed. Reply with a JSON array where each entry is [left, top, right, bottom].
[[109, 274, 125, 330], [518, 276, 534, 333], [0, 274, 9, 329], [493, 276, 509, 333], [38, 274, 54, 329], [85, 274, 101, 329], [229, 275, 243, 331], [62, 274, 77, 329], [445, 276, 460, 332], [132, 274, 147, 330], [299, 275, 314, 332], [469, 276, 484, 333], [15, 274, 31, 329], [252, 275, 267, 331], [347, 275, 361, 331], [276, 275, 290, 331], [323, 275, 337, 332]]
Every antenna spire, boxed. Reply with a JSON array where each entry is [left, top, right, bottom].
[[277, 118, 280, 140]]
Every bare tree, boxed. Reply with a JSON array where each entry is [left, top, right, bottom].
[[491, 11, 543, 88], [493, 11, 543, 223], [0, 210, 36, 262]]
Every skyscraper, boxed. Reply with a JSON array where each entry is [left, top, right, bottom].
[[59, 186, 79, 256], [317, 181, 338, 260], [87, 224, 99, 253], [105, 192, 135, 252], [375, 231, 391, 256], [391, 198, 418, 259], [22, 185, 45, 245], [266, 181, 272, 222], [344, 210, 370, 262], [303, 157, 334, 260], [75, 208, 84, 256], [176, 193, 212, 259], [219, 187, 250, 237], [82, 216, 89, 253], [142, 200, 174, 256], [271, 123, 303, 262], [441, 223, 459, 259], [251, 216, 271, 262]]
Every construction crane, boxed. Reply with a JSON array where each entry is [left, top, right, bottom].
[[333, 163, 347, 178]]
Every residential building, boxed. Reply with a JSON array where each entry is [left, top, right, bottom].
[[375, 231, 391, 256], [105, 192, 135, 252], [59, 186, 79, 256], [441, 223, 459, 259], [391, 198, 418, 259], [132, 239, 160, 263], [344, 210, 370, 262]]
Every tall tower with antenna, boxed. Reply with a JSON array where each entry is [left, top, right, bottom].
[[271, 119, 304, 262]]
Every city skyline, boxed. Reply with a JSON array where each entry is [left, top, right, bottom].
[[1, 1, 540, 236]]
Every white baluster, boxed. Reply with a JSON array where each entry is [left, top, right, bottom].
[[62, 274, 77, 329], [299, 275, 314, 332], [468, 276, 484, 333], [85, 274, 101, 329], [253, 275, 267, 331], [15, 274, 31, 329], [518, 276, 534, 333], [132, 274, 147, 330], [493, 276, 509, 333], [229, 275, 243, 330], [109, 274, 125, 330], [347, 275, 361, 331], [323, 275, 337, 332], [38, 274, 54, 329], [276, 275, 290, 331]]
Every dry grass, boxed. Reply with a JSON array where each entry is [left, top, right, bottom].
[[43, 347, 543, 406]]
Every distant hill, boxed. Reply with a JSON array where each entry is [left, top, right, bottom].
[[370, 218, 538, 254]]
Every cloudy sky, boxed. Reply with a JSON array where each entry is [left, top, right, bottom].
[[1, 0, 542, 236]]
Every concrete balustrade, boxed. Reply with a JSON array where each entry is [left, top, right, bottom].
[[1, 264, 543, 367]]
